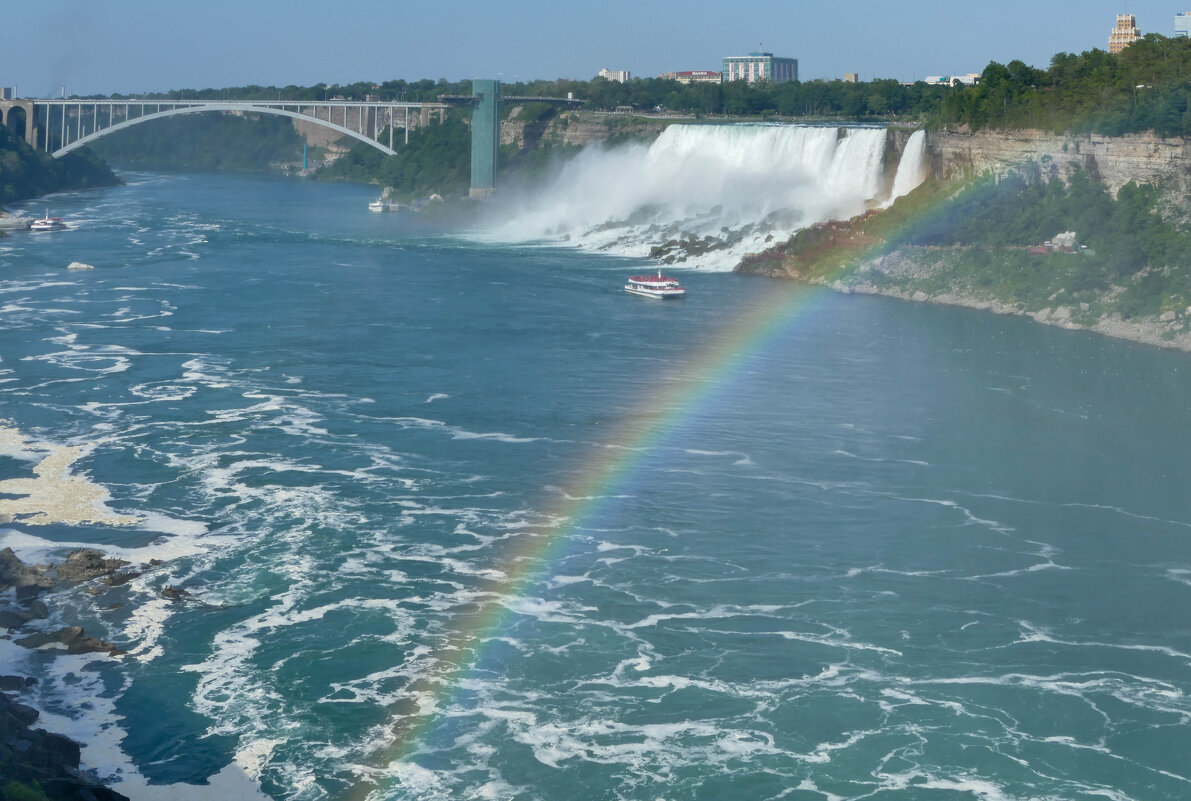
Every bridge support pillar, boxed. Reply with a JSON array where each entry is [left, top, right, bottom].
[[0, 100, 38, 149], [469, 79, 500, 200], [26, 101, 38, 149]]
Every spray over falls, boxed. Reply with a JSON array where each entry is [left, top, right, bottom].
[[488, 124, 928, 270]]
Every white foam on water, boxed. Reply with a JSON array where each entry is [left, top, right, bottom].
[[0, 421, 140, 527], [1167, 568, 1191, 587], [0, 525, 213, 564], [0, 639, 271, 801], [1012, 620, 1191, 665], [111, 762, 273, 801], [874, 771, 1018, 801], [894, 495, 1016, 534], [966, 560, 1074, 580], [546, 574, 591, 588]]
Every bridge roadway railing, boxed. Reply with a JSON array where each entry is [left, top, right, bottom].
[[28, 99, 450, 158]]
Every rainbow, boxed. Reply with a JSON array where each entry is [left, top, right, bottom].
[[349, 135, 958, 799], [341, 278, 842, 799]]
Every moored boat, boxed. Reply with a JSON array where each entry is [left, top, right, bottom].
[[625, 269, 686, 299], [29, 210, 66, 232], [368, 198, 388, 212]]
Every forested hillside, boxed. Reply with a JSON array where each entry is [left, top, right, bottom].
[[312, 112, 472, 198], [0, 126, 118, 205], [89, 112, 304, 170], [938, 34, 1191, 135]]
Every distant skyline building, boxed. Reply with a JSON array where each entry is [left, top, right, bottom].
[[1176, 12, 1191, 38], [660, 70, 722, 84], [844, 73, 859, 83], [722, 52, 798, 84], [922, 73, 981, 86], [597, 68, 630, 83], [1109, 14, 1140, 54]]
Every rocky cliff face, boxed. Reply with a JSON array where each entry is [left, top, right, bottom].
[[498, 110, 675, 150], [928, 128, 1191, 205]]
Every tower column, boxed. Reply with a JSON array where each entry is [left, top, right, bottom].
[[469, 80, 500, 199]]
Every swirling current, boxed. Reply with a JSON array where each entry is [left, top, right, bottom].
[[0, 171, 1189, 801]]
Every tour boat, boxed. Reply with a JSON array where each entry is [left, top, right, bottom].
[[625, 269, 686, 299], [368, 198, 388, 212], [29, 210, 66, 232]]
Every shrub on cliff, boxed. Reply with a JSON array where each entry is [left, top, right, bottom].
[[315, 113, 472, 199], [0, 127, 118, 204], [2, 781, 52, 801]]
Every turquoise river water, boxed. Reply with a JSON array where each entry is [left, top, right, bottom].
[[1, 171, 1190, 801]]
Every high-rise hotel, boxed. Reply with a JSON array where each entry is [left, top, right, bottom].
[[1109, 14, 1140, 54], [1176, 11, 1191, 38], [722, 52, 798, 84]]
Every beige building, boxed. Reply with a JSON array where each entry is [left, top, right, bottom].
[[1109, 14, 1140, 54], [844, 73, 859, 83], [598, 69, 631, 83]]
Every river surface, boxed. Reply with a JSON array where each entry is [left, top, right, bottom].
[[1, 172, 1190, 801]]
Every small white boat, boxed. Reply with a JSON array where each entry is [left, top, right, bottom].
[[625, 269, 686, 299], [368, 198, 388, 212], [29, 210, 66, 232]]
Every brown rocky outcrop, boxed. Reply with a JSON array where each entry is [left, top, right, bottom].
[[53, 549, 130, 584], [540, 111, 670, 148], [0, 546, 52, 595]]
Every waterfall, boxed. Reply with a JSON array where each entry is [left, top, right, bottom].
[[888, 129, 928, 203], [485, 124, 898, 271]]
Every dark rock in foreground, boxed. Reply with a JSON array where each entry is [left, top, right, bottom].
[[0, 689, 130, 800], [1, 548, 138, 798], [12, 625, 125, 656], [1, 546, 52, 595]]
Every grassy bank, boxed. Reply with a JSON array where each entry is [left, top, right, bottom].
[[737, 170, 1191, 347]]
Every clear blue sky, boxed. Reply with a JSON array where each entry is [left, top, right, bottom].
[[4, 1, 1186, 96]]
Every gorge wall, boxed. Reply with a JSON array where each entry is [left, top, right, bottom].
[[927, 128, 1191, 203], [508, 113, 1191, 205]]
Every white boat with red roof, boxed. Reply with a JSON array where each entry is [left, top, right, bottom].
[[625, 269, 685, 299], [29, 210, 66, 232]]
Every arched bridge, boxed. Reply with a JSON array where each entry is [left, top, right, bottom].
[[0, 97, 448, 158], [1, 81, 582, 197]]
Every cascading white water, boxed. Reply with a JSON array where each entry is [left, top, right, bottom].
[[486, 124, 922, 271], [888, 129, 928, 203]]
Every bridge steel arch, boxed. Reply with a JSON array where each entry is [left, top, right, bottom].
[[52, 103, 400, 158]]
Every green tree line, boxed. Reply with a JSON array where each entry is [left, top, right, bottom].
[[313, 112, 472, 198], [0, 126, 118, 205], [88, 112, 304, 170], [937, 34, 1191, 135], [65, 32, 1191, 134]]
